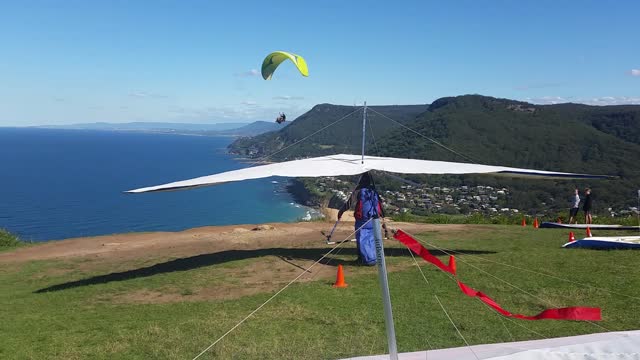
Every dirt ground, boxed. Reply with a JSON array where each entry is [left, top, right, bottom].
[[0, 221, 466, 265], [0, 221, 471, 303]]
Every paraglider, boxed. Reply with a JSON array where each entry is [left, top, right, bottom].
[[261, 51, 308, 80], [275, 112, 286, 124]]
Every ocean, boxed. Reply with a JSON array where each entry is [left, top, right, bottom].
[[0, 128, 312, 241]]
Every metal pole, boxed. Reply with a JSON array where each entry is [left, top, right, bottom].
[[372, 217, 398, 360], [361, 101, 367, 164]]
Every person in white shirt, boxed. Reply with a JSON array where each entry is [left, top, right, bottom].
[[568, 188, 580, 224]]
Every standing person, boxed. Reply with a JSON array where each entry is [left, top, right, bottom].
[[338, 172, 385, 266], [583, 188, 593, 224], [568, 188, 581, 224]]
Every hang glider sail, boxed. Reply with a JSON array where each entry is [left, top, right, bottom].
[[127, 154, 613, 193], [541, 222, 640, 231], [564, 236, 640, 250], [261, 51, 309, 80]]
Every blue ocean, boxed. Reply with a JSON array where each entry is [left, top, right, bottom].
[[0, 128, 310, 241]]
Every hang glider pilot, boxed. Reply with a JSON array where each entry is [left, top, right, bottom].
[[276, 113, 286, 124], [337, 172, 387, 266]]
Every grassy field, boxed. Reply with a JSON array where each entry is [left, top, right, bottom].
[[1, 225, 639, 359]]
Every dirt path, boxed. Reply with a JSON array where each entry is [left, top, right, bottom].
[[0, 221, 468, 264], [1, 222, 477, 304]]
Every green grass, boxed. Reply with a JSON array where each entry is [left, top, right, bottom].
[[1, 225, 639, 359], [392, 211, 640, 226]]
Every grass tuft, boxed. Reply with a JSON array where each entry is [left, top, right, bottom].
[[0, 229, 22, 248]]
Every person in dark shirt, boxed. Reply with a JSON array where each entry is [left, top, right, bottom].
[[583, 188, 593, 224]]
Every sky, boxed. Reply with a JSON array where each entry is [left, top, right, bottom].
[[1, 0, 638, 126]]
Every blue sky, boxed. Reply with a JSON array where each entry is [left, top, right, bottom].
[[1, 0, 638, 126]]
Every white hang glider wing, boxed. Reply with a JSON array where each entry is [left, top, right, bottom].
[[127, 154, 613, 193]]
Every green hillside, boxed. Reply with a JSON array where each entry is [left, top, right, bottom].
[[229, 95, 640, 213], [379, 95, 640, 210], [228, 104, 429, 160]]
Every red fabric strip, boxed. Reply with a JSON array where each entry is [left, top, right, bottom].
[[394, 229, 457, 275], [393, 230, 602, 321]]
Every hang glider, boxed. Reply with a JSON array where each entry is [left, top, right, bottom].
[[564, 236, 640, 250], [127, 154, 613, 193], [339, 330, 640, 360], [541, 222, 640, 231]]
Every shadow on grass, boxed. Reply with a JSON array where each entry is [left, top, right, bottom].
[[35, 247, 495, 293]]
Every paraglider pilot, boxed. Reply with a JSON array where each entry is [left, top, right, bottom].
[[276, 113, 286, 124], [337, 172, 388, 266]]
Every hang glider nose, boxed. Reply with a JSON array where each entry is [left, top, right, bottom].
[[126, 154, 615, 194]]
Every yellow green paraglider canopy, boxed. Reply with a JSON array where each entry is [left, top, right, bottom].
[[261, 51, 308, 80]]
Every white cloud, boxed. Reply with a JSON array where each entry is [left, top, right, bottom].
[[584, 96, 640, 105], [167, 103, 308, 122], [129, 92, 168, 99], [525, 96, 568, 104], [273, 95, 304, 100], [526, 96, 640, 106], [631, 69, 640, 76], [514, 82, 563, 91], [234, 69, 259, 77]]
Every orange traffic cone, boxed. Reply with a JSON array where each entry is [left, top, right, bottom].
[[586, 227, 593, 238], [333, 264, 348, 288], [521, 217, 527, 227], [533, 217, 539, 229], [569, 232, 576, 242]]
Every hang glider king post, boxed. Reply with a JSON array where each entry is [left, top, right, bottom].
[[360, 101, 399, 359]]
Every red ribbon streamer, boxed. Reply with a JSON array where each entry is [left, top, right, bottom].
[[394, 229, 457, 275], [393, 229, 602, 321]]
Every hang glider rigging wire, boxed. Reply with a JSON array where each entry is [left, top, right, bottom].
[[440, 245, 640, 302], [406, 231, 612, 333], [254, 107, 363, 162], [367, 107, 479, 163], [407, 237, 521, 356], [187, 104, 613, 357], [434, 294, 481, 360], [402, 229, 622, 355], [191, 219, 373, 360]]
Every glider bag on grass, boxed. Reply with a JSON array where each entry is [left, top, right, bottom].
[[393, 230, 602, 321], [355, 220, 376, 265]]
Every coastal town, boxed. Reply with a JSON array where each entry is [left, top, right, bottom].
[[315, 177, 517, 216], [309, 177, 638, 218]]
